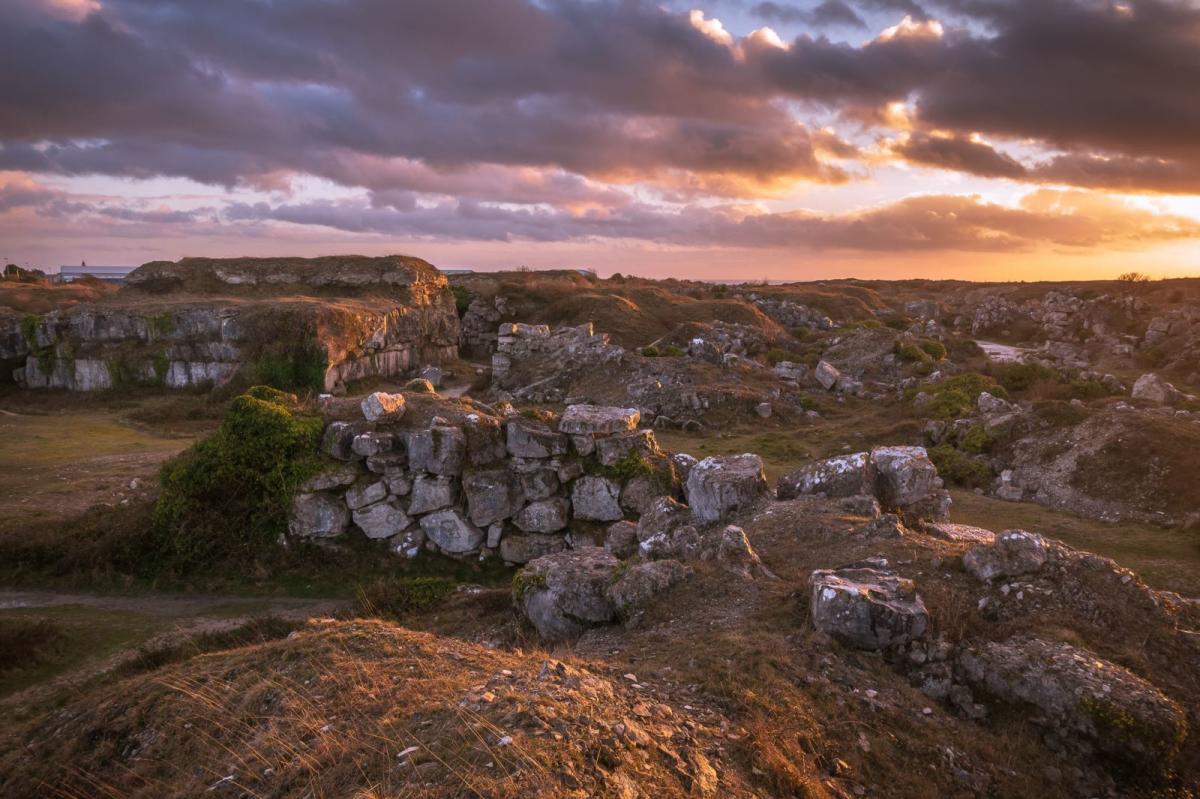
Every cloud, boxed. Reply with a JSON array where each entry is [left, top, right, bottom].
[[751, 1, 866, 28], [891, 133, 1027, 179]]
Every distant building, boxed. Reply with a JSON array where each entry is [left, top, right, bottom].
[[57, 264, 137, 283]]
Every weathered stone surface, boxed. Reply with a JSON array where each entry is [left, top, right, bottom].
[[514, 497, 570, 533], [351, 431, 393, 458], [299, 463, 360, 492], [1132, 372, 1181, 405], [323, 421, 372, 461], [462, 467, 518, 527], [570, 475, 623, 521], [289, 493, 350, 538], [962, 529, 1047, 582], [869, 446, 940, 509], [407, 426, 466, 476], [958, 637, 1186, 771], [505, 418, 569, 458], [365, 452, 407, 476], [926, 522, 996, 545], [604, 521, 639, 559], [777, 452, 869, 500], [977, 391, 1014, 416], [345, 479, 387, 510], [606, 560, 691, 625], [815, 360, 842, 390], [684, 454, 768, 524], [717, 525, 773, 579], [671, 453, 697, 482], [619, 474, 661, 515], [595, 429, 661, 466], [558, 404, 640, 435], [420, 508, 484, 553], [514, 549, 620, 640], [510, 458, 560, 500], [810, 559, 929, 650], [361, 392, 406, 422], [462, 413, 507, 465], [636, 496, 699, 560], [408, 474, 458, 515], [499, 533, 568, 564], [352, 498, 410, 539]]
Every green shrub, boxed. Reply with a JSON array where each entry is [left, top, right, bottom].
[[20, 314, 55, 374], [918, 338, 947, 361], [928, 445, 993, 488], [451, 285, 471, 316], [151, 388, 324, 572], [895, 342, 932, 364], [912, 373, 1007, 421], [355, 576, 456, 619], [766, 347, 803, 366], [959, 424, 995, 454], [994, 362, 1059, 393], [1032, 400, 1087, 429], [884, 316, 912, 330]]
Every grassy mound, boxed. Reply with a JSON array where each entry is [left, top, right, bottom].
[[151, 386, 323, 572]]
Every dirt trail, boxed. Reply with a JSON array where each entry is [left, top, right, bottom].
[[975, 339, 1029, 363]]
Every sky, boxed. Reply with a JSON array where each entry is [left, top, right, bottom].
[[2, 0, 1199, 281]]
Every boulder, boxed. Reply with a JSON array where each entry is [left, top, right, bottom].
[[499, 533, 569, 564], [962, 529, 1047, 582], [407, 426, 466, 476], [365, 452, 407, 476], [606, 560, 691, 626], [461, 467, 519, 527], [717, 525, 774, 579], [419, 509, 484, 554], [462, 413, 508, 466], [505, 418, 569, 458], [351, 431, 393, 458], [558, 405, 640, 435], [1132, 372, 1181, 405], [323, 421, 371, 461], [289, 493, 350, 538], [815, 360, 842, 390], [958, 637, 1186, 771], [604, 521, 640, 559], [510, 458, 560, 500], [977, 391, 1014, 416], [595, 429, 662, 466], [809, 559, 929, 650], [570, 475, 624, 521], [361, 391, 406, 422], [408, 474, 458, 515], [352, 498, 410, 539], [684, 454, 769, 524], [777, 452, 869, 500], [514, 549, 621, 640], [345, 479, 387, 510], [869, 446, 940, 509], [514, 498, 571, 533]]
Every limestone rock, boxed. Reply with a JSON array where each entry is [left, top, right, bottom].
[[684, 454, 768, 524], [558, 404, 640, 435], [514, 549, 620, 640], [570, 475, 624, 521], [361, 391, 406, 422], [407, 426, 466, 476], [1132, 372, 1181, 405], [499, 533, 568, 564], [420, 509, 484, 554], [345, 479, 387, 510], [869, 446, 940, 509], [461, 467, 519, 527], [962, 529, 1047, 582], [408, 474, 458, 515], [958, 637, 1186, 772], [514, 498, 571, 533], [926, 522, 996, 545], [352, 498, 410, 539], [351, 431, 393, 458], [389, 526, 426, 559], [462, 413, 508, 466], [299, 463, 359, 493], [606, 560, 691, 626], [777, 452, 869, 500], [595, 429, 661, 467], [717, 525, 774, 579], [810, 559, 929, 650], [289, 493, 350, 538], [815, 360, 842, 390], [505, 418, 569, 458], [604, 521, 640, 559]]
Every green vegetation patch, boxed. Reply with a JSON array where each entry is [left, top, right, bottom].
[[254, 341, 328, 394], [910, 372, 1008, 421], [20, 314, 56, 374], [151, 387, 324, 572], [511, 570, 547, 603], [928, 444, 992, 489], [355, 576, 457, 620]]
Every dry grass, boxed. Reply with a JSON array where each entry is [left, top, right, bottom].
[[0, 278, 118, 314]]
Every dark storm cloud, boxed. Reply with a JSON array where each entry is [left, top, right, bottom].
[[1, 0, 1199, 202]]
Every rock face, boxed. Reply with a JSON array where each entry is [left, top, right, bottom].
[[289, 493, 350, 538], [606, 560, 691, 625], [493, 322, 625, 403], [559, 405, 640, 435], [419, 509, 484, 554], [958, 637, 1186, 771], [685, 454, 769, 523], [11, 255, 459, 392], [1131, 372, 1184, 405], [810, 559, 929, 650], [571, 476, 624, 521], [361, 392, 406, 423], [777, 453, 869, 500], [962, 529, 1047, 582], [869, 446, 939, 508], [514, 549, 621, 640]]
